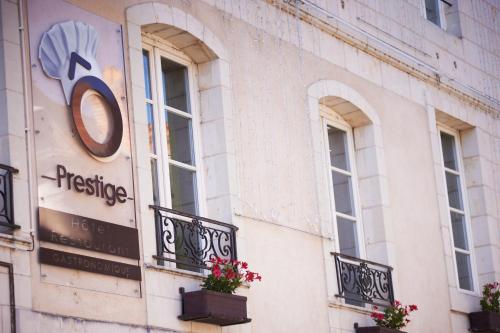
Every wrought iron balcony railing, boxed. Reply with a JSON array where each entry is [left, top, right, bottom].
[[0, 164, 19, 230], [332, 252, 394, 307], [150, 205, 238, 271]]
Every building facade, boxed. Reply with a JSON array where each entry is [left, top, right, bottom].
[[0, 0, 499, 332]]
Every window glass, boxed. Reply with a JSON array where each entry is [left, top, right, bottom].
[[169, 164, 197, 215], [445, 171, 463, 210], [337, 217, 358, 257], [328, 126, 350, 171], [326, 124, 361, 258], [455, 252, 473, 290], [165, 111, 194, 165], [440, 132, 457, 170], [425, 0, 441, 26], [162, 58, 190, 113], [450, 212, 468, 250], [331, 171, 355, 216], [146, 103, 156, 154], [440, 130, 475, 291], [143, 50, 152, 100], [150, 159, 160, 205]]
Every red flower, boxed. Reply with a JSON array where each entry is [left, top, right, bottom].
[[409, 304, 418, 311], [212, 265, 221, 278], [241, 262, 248, 269], [245, 271, 255, 282], [225, 269, 236, 280]]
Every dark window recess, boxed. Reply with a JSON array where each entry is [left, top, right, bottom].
[[0, 164, 20, 233]]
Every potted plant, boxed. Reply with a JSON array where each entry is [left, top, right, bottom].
[[469, 282, 500, 332], [355, 301, 418, 333], [178, 257, 261, 326]]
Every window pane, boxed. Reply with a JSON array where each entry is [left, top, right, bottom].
[[332, 171, 355, 216], [440, 132, 457, 170], [425, 0, 441, 26], [445, 171, 463, 210], [142, 50, 152, 100], [450, 212, 468, 250], [328, 126, 350, 171], [150, 159, 160, 205], [162, 58, 189, 113], [165, 111, 194, 165], [456, 252, 473, 291], [169, 165, 197, 215], [337, 216, 358, 257], [147, 103, 156, 154]]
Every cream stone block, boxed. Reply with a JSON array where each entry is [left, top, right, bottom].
[[202, 28, 228, 62], [192, 321, 222, 333], [152, 3, 174, 27], [201, 118, 231, 157], [0, 89, 25, 137], [471, 215, 499, 247], [200, 86, 232, 122], [129, 48, 146, 91], [469, 186, 497, 218], [464, 157, 495, 188], [358, 176, 389, 208], [206, 195, 233, 222], [0, 1, 19, 45], [10, 251, 30, 277], [475, 245, 497, 275], [450, 311, 471, 333], [319, 30, 346, 69], [126, 3, 155, 26], [353, 124, 382, 150], [136, 165, 155, 214], [133, 123, 152, 169], [356, 146, 385, 179], [147, 294, 189, 331], [0, 271, 9, 306], [144, 271, 178, 298], [4, 134, 26, 175], [380, 62, 411, 100], [126, 22, 142, 51], [198, 59, 231, 90], [204, 153, 230, 199], [131, 86, 148, 126], [347, 48, 383, 87], [13, 274, 31, 308], [362, 205, 389, 245], [140, 213, 158, 262]]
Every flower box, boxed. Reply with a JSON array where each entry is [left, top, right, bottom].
[[355, 326, 407, 333], [469, 311, 500, 332], [178, 288, 251, 326]]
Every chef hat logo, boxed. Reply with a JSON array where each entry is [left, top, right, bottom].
[[39, 21, 102, 105]]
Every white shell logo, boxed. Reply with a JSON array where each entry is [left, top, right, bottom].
[[39, 21, 123, 159]]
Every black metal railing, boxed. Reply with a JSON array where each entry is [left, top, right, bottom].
[[150, 205, 238, 271], [0, 164, 19, 230], [332, 252, 394, 307]]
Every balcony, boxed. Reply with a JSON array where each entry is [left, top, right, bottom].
[[332, 252, 394, 307], [150, 205, 238, 271], [0, 164, 19, 231]]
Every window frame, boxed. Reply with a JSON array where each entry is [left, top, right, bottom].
[[437, 125, 479, 294], [321, 109, 366, 260], [142, 38, 208, 269]]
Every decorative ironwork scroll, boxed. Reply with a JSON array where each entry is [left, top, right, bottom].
[[150, 205, 238, 271], [332, 252, 394, 307], [0, 164, 19, 229]]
